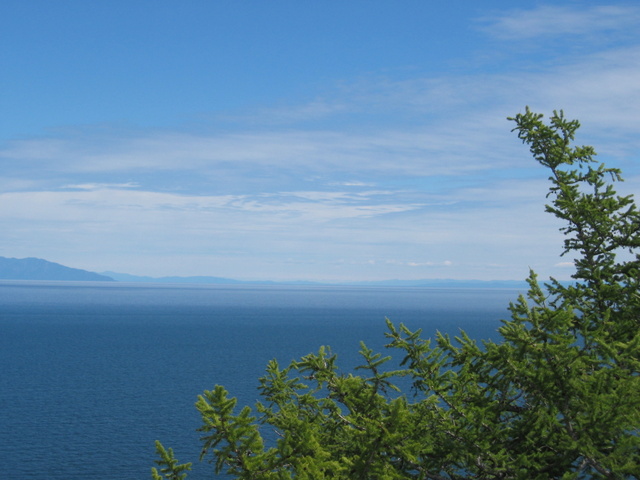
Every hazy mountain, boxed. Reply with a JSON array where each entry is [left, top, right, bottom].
[[102, 271, 324, 285], [0, 256, 532, 288], [0, 257, 114, 281], [101, 271, 249, 284], [344, 278, 530, 289], [101, 271, 529, 288]]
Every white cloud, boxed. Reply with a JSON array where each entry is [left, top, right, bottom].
[[62, 182, 139, 190], [480, 4, 640, 40], [328, 181, 376, 187], [0, 187, 422, 228], [3, 127, 507, 176], [2, 3, 639, 281], [0, 173, 568, 280], [405, 261, 452, 268], [555, 262, 575, 268], [5, 39, 639, 188]]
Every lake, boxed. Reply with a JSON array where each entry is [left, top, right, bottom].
[[0, 281, 522, 479]]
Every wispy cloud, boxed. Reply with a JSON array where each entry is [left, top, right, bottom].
[[388, 260, 453, 268], [328, 181, 376, 187], [62, 182, 139, 191], [4, 44, 639, 188], [1, 128, 500, 173], [480, 4, 640, 40], [555, 262, 575, 268], [2, 3, 639, 281]]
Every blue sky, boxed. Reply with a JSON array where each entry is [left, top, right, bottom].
[[1, 1, 639, 282]]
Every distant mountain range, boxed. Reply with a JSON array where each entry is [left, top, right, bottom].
[[0, 256, 115, 282], [101, 271, 257, 284], [0, 256, 530, 288]]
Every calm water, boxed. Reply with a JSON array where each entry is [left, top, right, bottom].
[[0, 281, 521, 479]]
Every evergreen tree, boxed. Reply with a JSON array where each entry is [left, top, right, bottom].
[[153, 109, 640, 479]]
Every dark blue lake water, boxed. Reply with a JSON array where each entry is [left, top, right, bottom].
[[0, 281, 522, 479]]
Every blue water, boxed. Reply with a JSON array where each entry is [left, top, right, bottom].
[[0, 281, 521, 479]]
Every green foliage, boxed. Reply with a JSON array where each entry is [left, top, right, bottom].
[[151, 440, 192, 480], [153, 109, 640, 479]]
